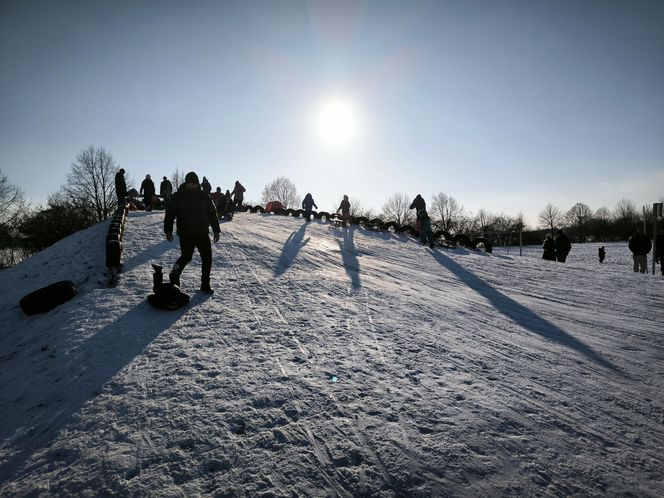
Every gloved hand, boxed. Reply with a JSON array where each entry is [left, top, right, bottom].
[[213, 233, 220, 243], [166, 232, 173, 242]]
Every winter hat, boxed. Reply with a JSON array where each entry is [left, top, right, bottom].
[[185, 172, 199, 184]]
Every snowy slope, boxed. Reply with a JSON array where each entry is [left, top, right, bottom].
[[1, 211, 663, 497]]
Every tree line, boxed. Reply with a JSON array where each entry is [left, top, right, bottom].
[[0, 145, 661, 267]]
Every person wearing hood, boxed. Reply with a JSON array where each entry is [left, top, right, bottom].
[[542, 234, 556, 261], [554, 229, 571, 263], [115, 168, 127, 206], [140, 174, 156, 211], [628, 228, 652, 273], [160, 176, 173, 204], [337, 195, 351, 226], [410, 194, 426, 232], [164, 172, 221, 294], [201, 176, 212, 195], [231, 180, 246, 212]]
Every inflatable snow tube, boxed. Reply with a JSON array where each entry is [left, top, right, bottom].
[[398, 224, 416, 236], [274, 208, 287, 216], [106, 240, 122, 267], [285, 208, 295, 216], [471, 237, 493, 253], [316, 211, 330, 221], [354, 216, 369, 226], [383, 221, 399, 232], [250, 205, 264, 213], [433, 230, 453, 242], [19, 280, 77, 316], [452, 233, 471, 247], [293, 209, 305, 218]]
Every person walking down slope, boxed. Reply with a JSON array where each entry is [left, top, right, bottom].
[[302, 193, 318, 222], [231, 181, 246, 212], [628, 228, 652, 273], [140, 174, 156, 212], [554, 229, 571, 263], [164, 172, 221, 294], [160, 176, 173, 204], [418, 209, 436, 249], [115, 168, 127, 207], [598, 246, 606, 264], [655, 229, 664, 276], [336, 195, 351, 227], [542, 234, 556, 261]]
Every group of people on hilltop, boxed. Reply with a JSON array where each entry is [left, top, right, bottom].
[[629, 228, 664, 275], [542, 230, 571, 262]]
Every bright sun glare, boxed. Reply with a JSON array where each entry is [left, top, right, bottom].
[[316, 98, 360, 145]]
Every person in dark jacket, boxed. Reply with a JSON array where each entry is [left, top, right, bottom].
[[115, 168, 127, 206], [336, 195, 351, 226], [409, 194, 426, 231], [418, 209, 436, 249], [164, 171, 221, 293], [655, 229, 664, 276], [201, 176, 212, 195], [140, 174, 156, 212], [211, 187, 223, 216], [598, 246, 606, 264], [542, 234, 556, 261], [629, 228, 652, 273], [554, 229, 571, 262], [160, 176, 173, 204], [231, 181, 246, 212], [302, 193, 318, 222]]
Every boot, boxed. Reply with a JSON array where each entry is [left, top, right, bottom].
[[200, 278, 213, 294], [151, 264, 163, 293]]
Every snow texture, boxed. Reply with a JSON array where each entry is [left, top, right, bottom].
[[1, 211, 663, 497]]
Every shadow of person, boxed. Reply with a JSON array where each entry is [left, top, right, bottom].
[[336, 227, 361, 290], [429, 249, 622, 374], [0, 299, 190, 482], [274, 223, 310, 277]]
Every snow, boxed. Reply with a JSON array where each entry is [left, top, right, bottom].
[[1, 211, 663, 497]]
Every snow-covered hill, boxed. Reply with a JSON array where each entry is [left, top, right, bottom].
[[1, 211, 663, 497]]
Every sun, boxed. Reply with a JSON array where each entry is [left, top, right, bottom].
[[315, 97, 360, 145]]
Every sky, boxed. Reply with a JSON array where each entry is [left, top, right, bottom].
[[1, 0, 663, 227]]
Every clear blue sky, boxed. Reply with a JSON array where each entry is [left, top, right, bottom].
[[1, 0, 662, 227]]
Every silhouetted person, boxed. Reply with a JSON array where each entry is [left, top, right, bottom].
[[410, 194, 426, 232], [555, 229, 571, 262], [628, 228, 652, 273], [598, 246, 606, 264], [140, 174, 156, 211], [231, 180, 245, 212], [201, 176, 212, 195], [302, 193, 318, 222], [542, 234, 556, 261], [115, 168, 127, 206], [211, 187, 223, 216], [160, 176, 173, 204], [418, 209, 435, 249], [655, 230, 664, 276], [164, 172, 221, 294], [337, 195, 351, 226]]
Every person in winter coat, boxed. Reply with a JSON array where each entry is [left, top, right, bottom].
[[629, 228, 652, 273], [418, 209, 436, 249], [140, 174, 156, 211], [410, 194, 426, 231], [655, 229, 664, 276], [231, 181, 246, 212], [542, 234, 556, 261], [201, 176, 212, 195], [160, 176, 173, 204], [598, 246, 606, 264], [336, 195, 351, 226], [164, 172, 221, 294], [211, 187, 223, 216], [554, 229, 571, 263], [115, 168, 127, 206], [302, 193, 318, 222]]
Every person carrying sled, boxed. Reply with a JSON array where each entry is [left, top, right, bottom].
[[164, 171, 221, 294], [140, 174, 156, 212], [542, 234, 556, 261], [302, 193, 318, 222], [231, 180, 246, 212], [336, 195, 351, 226], [418, 209, 436, 249], [554, 229, 571, 263], [628, 228, 652, 273], [160, 176, 173, 204], [115, 168, 127, 207]]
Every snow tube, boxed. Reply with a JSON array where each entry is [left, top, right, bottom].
[[354, 216, 369, 226], [316, 211, 330, 221], [452, 234, 471, 247], [147, 283, 190, 310], [250, 205, 264, 213], [471, 237, 493, 253], [274, 208, 286, 216], [19, 280, 77, 316], [293, 209, 305, 218], [265, 201, 284, 213], [383, 221, 399, 232], [398, 224, 416, 236], [433, 230, 453, 242], [285, 208, 295, 216], [106, 240, 122, 267]]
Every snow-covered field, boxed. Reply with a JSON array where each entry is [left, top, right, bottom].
[[1, 211, 663, 497]]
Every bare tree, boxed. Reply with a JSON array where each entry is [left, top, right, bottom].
[[171, 169, 186, 190], [349, 200, 376, 219], [261, 176, 300, 208], [614, 198, 638, 224], [381, 192, 415, 225], [59, 146, 119, 222], [565, 202, 593, 241], [0, 169, 27, 228], [429, 192, 464, 232], [538, 203, 563, 233]]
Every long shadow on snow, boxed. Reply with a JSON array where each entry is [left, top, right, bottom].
[[274, 223, 310, 277], [0, 298, 194, 483], [335, 227, 361, 290], [429, 249, 622, 374]]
